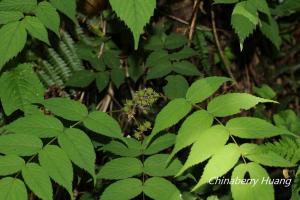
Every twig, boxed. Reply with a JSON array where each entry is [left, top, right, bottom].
[[210, 7, 237, 84], [188, 0, 201, 46]]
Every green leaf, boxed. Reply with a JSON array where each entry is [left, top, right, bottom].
[[50, 0, 76, 22], [231, 163, 274, 200], [260, 17, 282, 49], [109, 0, 156, 49], [38, 145, 73, 195], [148, 98, 192, 143], [165, 33, 188, 49], [0, 155, 25, 176], [42, 97, 88, 121], [0, 177, 27, 200], [144, 154, 182, 177], [102, 138, 142, 157], [98, 157, 143, 180], [163, 75, 189, 99], [0, 64, 44, 115], [240, 144, 295, 167], [111, 68, 125, 88], [22, 163, 53, 200], [5, 115, 64, 138], [249, 0, 270, 16], [226, 117, 294, 139], [66, 70, 96, 88], [177, 125, 229, 176], [0, 134, 43, 156], [0, 11, 24, 24], [146, 50, 169, 67], [186, 76, 231, 104], [231, 1, 259, 47], [58, 128, 96, 179], [143, 177, 181, 200], [207, 93, 276, 117], [253, 84, 276, 99], [169, 46, 198, 61], [35, 1, 60, 35], [22, 16, 49, 44], [0, 22, 27, 71], [172, 61, 201, 76], [169, 110, 214, 161], [144, 133, 175, 155], [192, 144, 241, 191], [100, 178, 143, 200], [146, 60, 173, 80], [274, 109, 300, 133], [84, 111, 123, 139], [214, 0, 238, 4], [96, 72, 110, 92], [0, 0, 37, 12]]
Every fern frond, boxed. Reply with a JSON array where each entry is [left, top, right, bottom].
[[48, 48, 71, 82]]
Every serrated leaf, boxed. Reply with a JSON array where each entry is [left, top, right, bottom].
[[35, 1, 60, 35], [42, 97, 88, 121], [143, 177, 181, 200], [240, 143, 295, 167], [177, 125, 229, 176], [146, 60, 173, 80], [165, 33, 188, 49], [192, 144, 241, 191], [103, 138, 142, 157], [231, 163, 274, 200], [146, 50, 169, 67], [109, 0, 156, 49], [58, 128, 96, 179], [0, 0, 37, 12], [111, 68, 125, 88], [144, 133, 175, 155], [148, 98, 192, 144], [83, 111, 123, 139], [23, 16, 49, 44], [0, 11, 24, 24], [169, 46, 198, 61], [0, 177, 27, 200], [249, 0, 270, 16], [66, 70, 96, 88], [231, 1, 259, 47], [172, 61, 201, 76], [96, 72, 109, 92], [0, 134, 43, 156], [207, 93, 276, 117], [0, 22, 27, 71], [0, 155, 25, 176], [0, 64, 44, 115], [163, 75, 189, 99], [100, 178, 143, 200], [98, 157, 143, 180], [50, 0, 76, 22], [38, 145, 73, 195], [260, 17, 281, 49], [226, 117, 294, 139], [144, 154, 182, 177], [5, 115, 64, 138], [186, 76, 231, 104], [22, 163, 53, 200], [169, 110, 214, 161]]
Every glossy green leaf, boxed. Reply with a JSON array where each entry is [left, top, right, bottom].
[[22, 163, 53, 200], [231, 163, 274, 200], [169, 110, 214, 161], [226, 117, 294, 139], [5, 115, 64, 138], [100, 178, 143, 200], [42, 97, 88, 121], [186, 76, 231, 104], [50, 0, 76, 22], [207, 93, 276, 117], [177, 125, 229, 176], [0, 155, 25, 176], [98, 157, 143, 180], [109, 0, 156, 49], [163, 75, 189, 99], [58, 128, 96, 179], [38, 145, 73, 195], [22, 16, 49, 44], [192, 144, 241, 191], [0, 177, 27, 200], [35, 1, 60, 35], [0, 11, 24, 24], [84, 111, 123, 139], [144, 133, 175, 155], [143, 177, 181, 200], [0, 134, 43, 156]]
